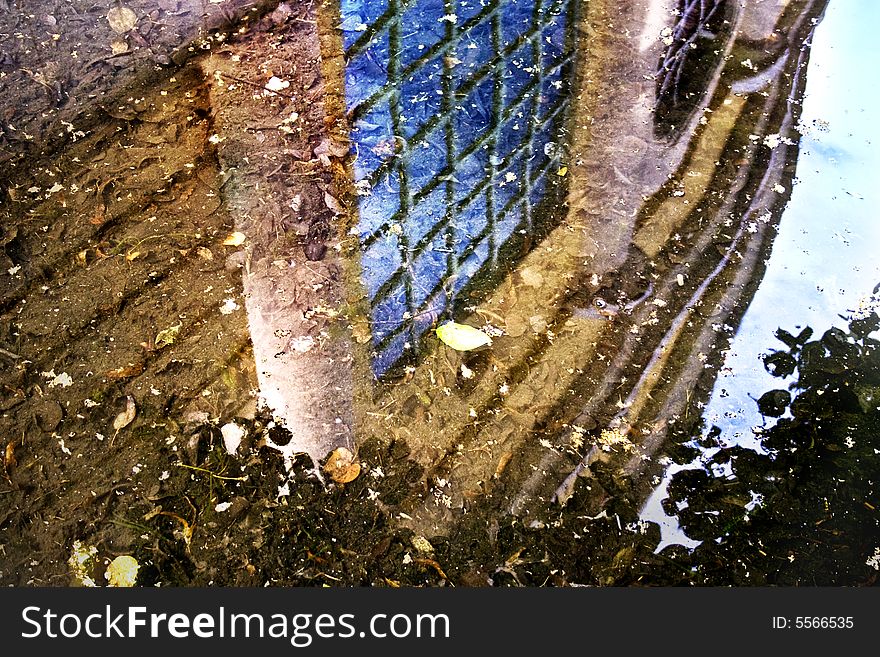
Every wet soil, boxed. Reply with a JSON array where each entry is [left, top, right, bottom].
[[1, 1, 877, 588]]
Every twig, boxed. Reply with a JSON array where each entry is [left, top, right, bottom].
[[214, 71, 297, 99], [0, 346, 20, 360], [175, 462, 248, 481]]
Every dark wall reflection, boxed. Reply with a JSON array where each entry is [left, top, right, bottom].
[[654, 0, 731, 139], [340, 0, 576, 376]]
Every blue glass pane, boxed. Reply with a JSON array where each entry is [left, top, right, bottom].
[[537, 65, 565, 121], [453, 148, 490, 204], [407, 185, 447, 245], [351, 101, 395, 181], [411, 233, 450, 307], [454, 76, 494, 156], [454, 17, 494, 74], [401, 0, 449, 69], [345, 33, 390, 108], [398, 55, 446, 139], [453, 192, 489, 257], [501, 42, 536, 107], [500, 0, 534, 48], [356, 169, 401, 237], [494, 151, 526, 212], [372, 282, 409, 342], [455, 0, 487, 24], [362, 235, 402, 297], [406, 129, 447, 197], [497, 97, 533, 159], [540, 5, 567, 69]]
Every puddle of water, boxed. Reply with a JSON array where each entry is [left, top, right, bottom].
[[331, 0, 841, 536], [641, 0, 880, 550], [4, 0, 877, 585]]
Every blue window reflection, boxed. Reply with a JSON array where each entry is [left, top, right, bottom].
[[342, 0, 576, 377]]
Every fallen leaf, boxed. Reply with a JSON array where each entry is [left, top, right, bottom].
[[223, 231, 246, 246], [105, 555, 139, 587], [313, 137, 350, 160], [3, 439, 17, 469], [323, 191, 344, 214], [154, 323, 181, 349], [106, 362, 145, 379], [221, 422, 245, 455], [89, 206, 107, 225], [351, 322, 372, 344], [323, 447, 361, 483], [112, 395, 137, 433], [110, 39, 129, 55], [519, 266, 544, 288], [435, 321, 492, 351], [107, 6, 138, 33]]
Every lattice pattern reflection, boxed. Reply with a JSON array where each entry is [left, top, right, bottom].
[[341, 0, 576, 376]]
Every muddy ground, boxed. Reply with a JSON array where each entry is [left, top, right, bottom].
[[1, 1, 878, 587]]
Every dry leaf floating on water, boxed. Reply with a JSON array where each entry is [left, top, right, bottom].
[[435, 321, 492, 351]]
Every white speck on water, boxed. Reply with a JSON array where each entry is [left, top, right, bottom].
[[220, 298, 240, 314]]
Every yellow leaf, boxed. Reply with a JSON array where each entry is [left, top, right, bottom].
[[154, 323, 181, 349], [557, 166, 568, 177], [435, 321, 492, 351], [223, 231, 246, 246], [105, 555, 140, 587]]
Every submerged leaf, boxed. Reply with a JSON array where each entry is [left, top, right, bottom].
[[105, 555, 140, 587], [436, 321, 492, 351], [763, 350, 797, 378], [756, 389, 791, 417], [107, 7, 137, 34], [324, 447, 361, 484], [112, 395, 137, 432], [154, 323, 181, 349], [222, 231, 247, 246]]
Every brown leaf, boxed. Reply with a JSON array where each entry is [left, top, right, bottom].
[[323, 191, 344, 215], [223, 231, 246, 246], [3, 439, 18, 469], [351, 321, 372, 344], [89, 205, 107, 225], [323, 447, 361, 484], [107, 6, 138, 34], [106, 362, 144, 379]]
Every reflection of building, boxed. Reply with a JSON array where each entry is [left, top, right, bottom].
[[340, 0, 830, 536], [341, 0, 577, 376]]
